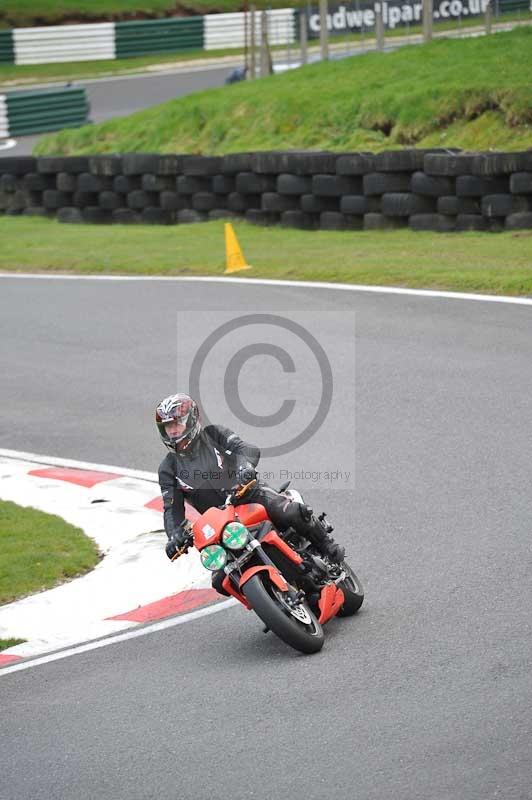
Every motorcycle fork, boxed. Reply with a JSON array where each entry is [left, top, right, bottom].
[[221, 574, 251, 609], [227, 537, 304, 606], [251, 537, 312, 604], [221, 537, 278, 608]]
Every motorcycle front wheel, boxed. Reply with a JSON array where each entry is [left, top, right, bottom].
[[242, 574, 324, 654]]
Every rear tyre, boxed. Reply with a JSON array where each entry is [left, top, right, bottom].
[[337, 562, 364, 617], [242, 575, 324, 654]]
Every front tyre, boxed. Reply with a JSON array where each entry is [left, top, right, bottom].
[[337, 561, 364, 616], [242, 575, 324, 654]]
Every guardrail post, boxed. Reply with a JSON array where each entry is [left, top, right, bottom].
[[485, 0, 493, 34], [260, 10, 273, 76], [249, 5, 256, 79], [243, 6, 249, 78], [375, 3, 385, 51], [299, 10, 308, 66], [319, 0, 329, 60], [423, 0, 433, 41]]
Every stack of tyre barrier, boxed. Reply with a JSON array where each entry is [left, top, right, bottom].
[[1, 149, 531, 231]]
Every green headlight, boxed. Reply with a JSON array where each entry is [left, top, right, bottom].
[[200, 544, 228, 571], [222, 521, 250, 550]]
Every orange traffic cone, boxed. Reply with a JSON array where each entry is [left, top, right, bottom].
[[224, 223, 252, 274]]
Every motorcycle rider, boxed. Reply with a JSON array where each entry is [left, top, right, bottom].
[[156, 393, 345, 594]]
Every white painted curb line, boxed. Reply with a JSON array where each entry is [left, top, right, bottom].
[[0, 599, 236, 676], [2, 273, 532, 306], [0, 451, 210, 659]]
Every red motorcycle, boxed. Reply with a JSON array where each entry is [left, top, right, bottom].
[[178, 479, 364, 654]]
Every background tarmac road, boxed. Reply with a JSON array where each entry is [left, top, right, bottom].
[[1, 277, 532, 800], [7, 64, 234, 156]]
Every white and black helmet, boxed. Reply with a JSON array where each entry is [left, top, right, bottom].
[[155, 393, 201, 453]]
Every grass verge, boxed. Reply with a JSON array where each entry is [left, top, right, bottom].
[[35, 28, 532, 155], [0, 637, 25, 652], [0, 499, 100, 607], [1, 217, 532, 296], [2, 0, 530, 26], [0, 0, 293, 28]]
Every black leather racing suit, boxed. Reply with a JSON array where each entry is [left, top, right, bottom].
[[158, 424, 301, 542]]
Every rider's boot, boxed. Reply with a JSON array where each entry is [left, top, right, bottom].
[[297, 504, 345, 564], [253, 487, 346, 565]]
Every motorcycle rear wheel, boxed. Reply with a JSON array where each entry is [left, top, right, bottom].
[[337, 561, 364, 616], [242, 574, 324, 654]]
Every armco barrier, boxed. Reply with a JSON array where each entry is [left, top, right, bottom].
[[0, 30, 14, 65], [115, 18, 204, 58], [13, 23, 115, 65], [0, 150, 531, 231], [0, 10, 295, 67], [204, 10, 296, 50], [0, 96, 8, 138], [0, 88, 90, 137]]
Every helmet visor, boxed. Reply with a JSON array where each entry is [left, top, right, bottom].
[[163, 411, 191, 443]]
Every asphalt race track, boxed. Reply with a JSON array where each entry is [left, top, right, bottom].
[[1, 276, 532, 800]]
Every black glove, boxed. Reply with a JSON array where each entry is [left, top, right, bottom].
[[232, 462, 257, 490], [165, 523, 189, 561]]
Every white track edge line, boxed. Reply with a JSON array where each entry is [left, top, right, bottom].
[[0, 599, 237, 676], [0, 447, 157, 482], [1, 274, 531, 306]]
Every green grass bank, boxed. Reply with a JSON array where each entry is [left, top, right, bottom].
[[35, 28, 532, 156], [0, 1, 229, 28], [1, 217, 532, 296], [0, 637, 25, 651], [0, 499, 100, 642], [1, 0, 291, 28]]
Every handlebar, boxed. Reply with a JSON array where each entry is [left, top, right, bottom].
[[175, 482, 258, 556], [223, 478, 258, 506]]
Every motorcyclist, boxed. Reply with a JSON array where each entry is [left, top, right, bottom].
[[156, 393, 345, 594]]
